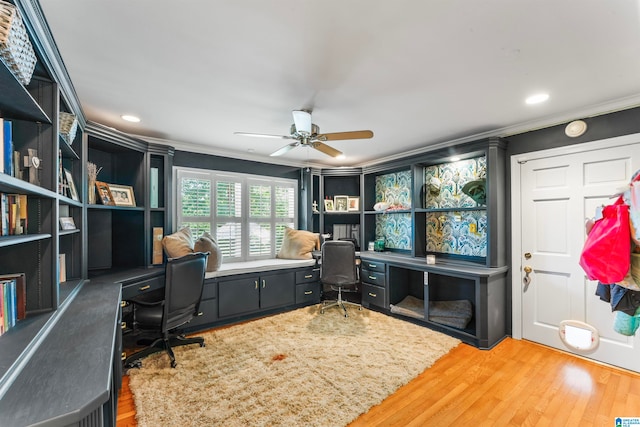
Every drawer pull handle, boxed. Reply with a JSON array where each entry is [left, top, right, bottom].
[[255, 280, 258, 289], [121, 352, 127, 360], [121, 322, 126, 329], [369, 264, 377, 268], [304, 274, 313, 279], [197, 312, 203, 316], [120, 301, 127, 308], [139, 285, 151, 291], [304, 290, 313, 295], [368, 276, 376, 280], [368, 292, 377, 297], [262, 279, 266, 288]]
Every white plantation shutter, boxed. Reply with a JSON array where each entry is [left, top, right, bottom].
[[175, 167, 298, 261], [215, 176, 243, 260], [176, 170, 212, 236]]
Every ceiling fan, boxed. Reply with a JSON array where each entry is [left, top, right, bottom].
[[234, 110, 374, 157]]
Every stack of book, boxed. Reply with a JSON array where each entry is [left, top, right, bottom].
[[0, 273, 26, 336], [0, 192, 27, 235]]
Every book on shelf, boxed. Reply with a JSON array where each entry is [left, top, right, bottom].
[[1, 193, 8, 236], [0, 273, 26, 323], [150, 167, 159, 208], [0, 274, 25, 336], [3, 119, 13, 177], [6, 194, 27, 235], [59, 254, 66, 283], [152, 227, 163, 264]]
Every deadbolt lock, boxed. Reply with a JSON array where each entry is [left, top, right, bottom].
[[524, 252, 532, 259]]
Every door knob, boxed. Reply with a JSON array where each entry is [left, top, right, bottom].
[[524, 266, 532, 274]]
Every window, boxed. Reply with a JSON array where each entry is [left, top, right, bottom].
[[175, 167, 297, 262]]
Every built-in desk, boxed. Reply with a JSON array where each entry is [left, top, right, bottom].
[[0, 280, 122, 427], [358, 251, 509, 349]]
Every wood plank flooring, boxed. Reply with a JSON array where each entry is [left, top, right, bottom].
[[116, 337, 640, 426]]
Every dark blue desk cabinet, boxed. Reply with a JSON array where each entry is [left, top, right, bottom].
[[360, 252, 508, 349]]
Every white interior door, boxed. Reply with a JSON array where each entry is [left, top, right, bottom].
[[516, 137, 640, 372]]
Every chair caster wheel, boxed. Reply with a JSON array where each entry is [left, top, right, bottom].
[[200, 342, 206, 348], [125, 360, 141, 370], [171, 361, 177, 368], [320, 309, 325, 314]]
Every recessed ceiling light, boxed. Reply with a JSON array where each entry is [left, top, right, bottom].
[[525, 93, 549, 105], [121, 114, 141, 123]]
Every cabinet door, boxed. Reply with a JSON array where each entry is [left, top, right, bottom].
[[260, 272, 295, 309], [218, 276, 260, 317]]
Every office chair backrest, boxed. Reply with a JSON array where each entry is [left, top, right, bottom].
[[163, 251, 208, 331], [321, 240, 357, 287]]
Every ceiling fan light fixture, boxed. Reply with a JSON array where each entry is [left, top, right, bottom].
[[292, 110, 312, 134]]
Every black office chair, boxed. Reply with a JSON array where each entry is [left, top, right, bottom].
[[320, 240, 362, 317], [124, 252, 209, 369]]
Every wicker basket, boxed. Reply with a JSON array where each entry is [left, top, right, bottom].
[[0, 0, 36, 85], [59, 112, 78, 145]]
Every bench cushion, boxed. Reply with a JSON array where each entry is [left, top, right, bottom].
[[205, 258, 316, 279]]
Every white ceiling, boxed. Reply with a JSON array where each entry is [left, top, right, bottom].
[[39, 0, 640, 168]]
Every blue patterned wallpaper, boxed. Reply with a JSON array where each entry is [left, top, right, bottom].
[[374, 170, 412, 208], [375, 213, 412, 250], [426, 210, 487, 257], [375, 170, 412, 250], [424, 155, 487, 257], [423, 156, 486, 208]]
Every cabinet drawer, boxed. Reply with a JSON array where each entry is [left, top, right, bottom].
[[361, 260, 385, 273], [187, 298, 218, 328], [361, 269, 386, 287], [296, 268, 320, 284], [362, 283, 386, 308], [122, 276, 164, 300], [202, 280, 218, 300], [296, 282, 321, 304]]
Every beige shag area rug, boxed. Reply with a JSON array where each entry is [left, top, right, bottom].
[[128, 306, 460, 427]]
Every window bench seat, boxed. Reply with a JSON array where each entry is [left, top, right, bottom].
[[205, 258, 317, 279]]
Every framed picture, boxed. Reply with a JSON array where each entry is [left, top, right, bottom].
[[348, 196, 360, 211], [95, 181, 115, 206], [334, 195, 349, 212], [323, 199, 334, 212], [108, 183, 136, 207], [59, 216, 76, 230], [64, 168, 79, 201]]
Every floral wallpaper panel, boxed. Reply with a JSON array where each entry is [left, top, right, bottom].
[[375, 213, 412, 250]]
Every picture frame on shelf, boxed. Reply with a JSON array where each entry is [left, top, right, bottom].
[[334, 195, 349, 212], [59, 216, 76, 230], [324, 199, 335, 212], [348, 196, 360, 211], [95, 181, 115, 206], [63, 168, 79, 201], [108, 183, 136, 207]]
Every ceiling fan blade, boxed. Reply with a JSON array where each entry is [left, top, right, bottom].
[[234, 132, 293, 140], [270, 141, 300, 156], [311, 141, 343, 157], [318, 130, 374, 141], [292, 110, 312, 134]]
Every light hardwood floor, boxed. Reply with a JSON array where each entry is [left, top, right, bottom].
[[116, 337, 640, 426]]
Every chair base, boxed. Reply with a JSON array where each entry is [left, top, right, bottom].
[[321, 286, 362, 317], [124, 334, 205, 369]]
